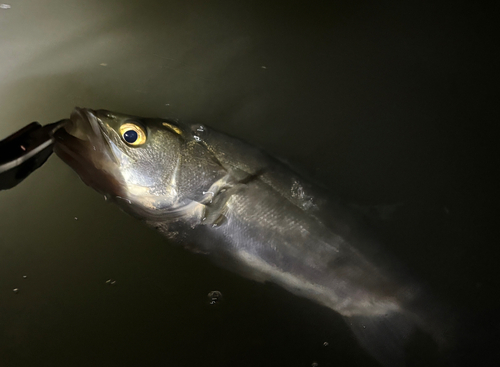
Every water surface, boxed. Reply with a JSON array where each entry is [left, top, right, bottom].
[[0, 1, 497, 366]]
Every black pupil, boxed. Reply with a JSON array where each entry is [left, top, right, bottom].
[[123, 130, 138, 143]]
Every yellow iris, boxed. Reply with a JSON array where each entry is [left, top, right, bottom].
[[119, 123, 147, 146]]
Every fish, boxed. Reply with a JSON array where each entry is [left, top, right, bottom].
[[53, 107, 456, 366]]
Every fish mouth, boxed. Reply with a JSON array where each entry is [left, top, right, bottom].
[[54, 108, 113, 156], [53, 107, 124, 196]]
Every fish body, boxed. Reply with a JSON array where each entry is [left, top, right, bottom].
[[54, 108, 453, 366]]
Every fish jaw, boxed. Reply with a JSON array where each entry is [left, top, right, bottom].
[[53, 108, 126, 198]]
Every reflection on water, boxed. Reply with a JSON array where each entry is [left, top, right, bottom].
[[0, 0, 497, 366]]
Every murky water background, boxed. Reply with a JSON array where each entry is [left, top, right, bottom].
[[0, 1, 497, 366]]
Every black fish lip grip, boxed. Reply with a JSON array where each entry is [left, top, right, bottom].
[[0, 119, 69, 190]]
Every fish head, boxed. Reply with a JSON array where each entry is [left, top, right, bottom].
[[54, 108, 187, 215]]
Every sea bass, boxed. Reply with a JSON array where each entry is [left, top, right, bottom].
[[53, 108, 453, 366]]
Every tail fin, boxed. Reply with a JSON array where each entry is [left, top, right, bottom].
[[345, 307, 500, 367], [344, 311, 451, 367]]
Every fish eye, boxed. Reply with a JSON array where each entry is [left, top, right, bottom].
[[119, 123, 147, 146]]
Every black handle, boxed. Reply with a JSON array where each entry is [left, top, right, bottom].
[[0, 120, 68, 190]]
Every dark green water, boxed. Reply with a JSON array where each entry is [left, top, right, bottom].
[[0, 1, 497, 366]]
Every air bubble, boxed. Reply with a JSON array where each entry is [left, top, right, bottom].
[[207, 290, 222, 305], [13, 288, 19, 293]]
